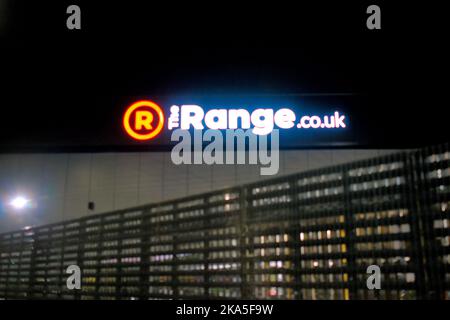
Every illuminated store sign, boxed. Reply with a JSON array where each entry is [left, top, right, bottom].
[[168, 105, 346, 135], [123, 100, 347, 141]]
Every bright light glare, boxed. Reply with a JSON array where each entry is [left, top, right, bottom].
[[10, 196, 29, 210]]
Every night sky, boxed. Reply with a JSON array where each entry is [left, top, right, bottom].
[[0, 1, 448, 151]]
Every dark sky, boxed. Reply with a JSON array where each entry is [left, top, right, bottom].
[[0, 1, 448, 151]]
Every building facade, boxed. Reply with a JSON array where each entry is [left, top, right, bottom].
[[0, 145, 449, 300]]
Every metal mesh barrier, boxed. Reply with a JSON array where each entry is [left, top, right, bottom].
[[1, 144, 449, 300]]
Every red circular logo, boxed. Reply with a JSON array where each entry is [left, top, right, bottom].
[[123, 100, 165, 140]]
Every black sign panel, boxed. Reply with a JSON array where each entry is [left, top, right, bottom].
[[0, 2, 447, 151]]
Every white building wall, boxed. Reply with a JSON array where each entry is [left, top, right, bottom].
[[0, 149, 398, 233]]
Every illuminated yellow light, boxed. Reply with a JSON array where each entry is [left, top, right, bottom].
[[343, 273, 348, 282], [344, 288, 350, 300]]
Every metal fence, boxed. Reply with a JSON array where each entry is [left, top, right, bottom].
[[1, 144, 449, 300]]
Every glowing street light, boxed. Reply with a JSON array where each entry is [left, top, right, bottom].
[[9, 196, 30, 210]]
